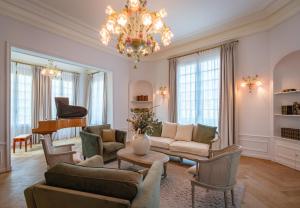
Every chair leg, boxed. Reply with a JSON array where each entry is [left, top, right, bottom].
[[191, 183, 195, 208], [231, 189, 235, 206], [179, 157, 183, 163], [224, 191, 228, 208]]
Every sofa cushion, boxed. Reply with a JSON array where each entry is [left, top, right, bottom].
[[103, 142, 124, 153], [149, 136, 175, 149], [45, 163, 142, 201], [174, 124, 194, 141], [85, 124, 111, 135], [193, 124, 217, 144], [161, 122, 177, 139], [102, 129, 116, 142], [170, 141, 209, 157]]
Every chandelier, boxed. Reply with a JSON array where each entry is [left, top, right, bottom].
[[41, 60, 61, 78], [99, 0, 173, 68]]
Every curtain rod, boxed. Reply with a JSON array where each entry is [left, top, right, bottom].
[[168, 40, 239, 60]]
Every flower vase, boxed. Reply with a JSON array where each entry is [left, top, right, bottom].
[[132, 133, 150, 155]]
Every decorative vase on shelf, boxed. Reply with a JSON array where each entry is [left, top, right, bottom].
[[132, 131, 150, 156]]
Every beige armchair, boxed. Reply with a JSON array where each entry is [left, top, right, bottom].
[[41, 135, 76, 168], [188, 145, 242, 208]]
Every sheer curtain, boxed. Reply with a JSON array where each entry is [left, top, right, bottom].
[[10, 62, 34, 139], [177, 48, 220, 127], [51, 71, 78, 139], [88, 72, 106, 125]]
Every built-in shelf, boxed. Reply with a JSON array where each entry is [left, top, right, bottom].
[[274, 114, 300, 117], [131, 101, 152, 104], [274, 90, 300, 95]]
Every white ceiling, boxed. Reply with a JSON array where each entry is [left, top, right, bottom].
[[37, 0, 277, 42]]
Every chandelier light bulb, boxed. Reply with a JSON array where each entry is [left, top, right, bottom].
[[106, 20, 115, 32], [105, 5, 115, 15], [142, 13, 152, 26], [117, 14, 128, 27], [129, 0, 140, 10], [154, 44, 160, 52], [154, 19, 163, 30], [158, 8, 167, 18]]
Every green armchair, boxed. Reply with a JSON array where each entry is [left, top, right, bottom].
[[80, 124, 127, 163]]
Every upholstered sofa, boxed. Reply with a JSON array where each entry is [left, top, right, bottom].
[[24, 156, 163, 208], [80, 124, 127, 163], [149, 122, 220, 161]]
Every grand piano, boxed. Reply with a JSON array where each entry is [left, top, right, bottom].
[[32, 118, 87, 136], [32, 97, 88, 136]]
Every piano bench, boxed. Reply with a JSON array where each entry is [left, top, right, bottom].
[[13, 134, 32, 153]]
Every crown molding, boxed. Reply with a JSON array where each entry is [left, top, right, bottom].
[[0, 0, 299, 62], [0, 0, 129, 61], [144, 0, 300, 61]]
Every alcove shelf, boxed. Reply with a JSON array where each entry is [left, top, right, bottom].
[[129, 80, 154, 110], [273, 50, 300, 171]]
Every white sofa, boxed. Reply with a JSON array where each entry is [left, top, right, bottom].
[[149, 124, 220, 161]]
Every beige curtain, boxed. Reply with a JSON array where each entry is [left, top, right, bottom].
[[219, 42, 238, 148], [32, 66, 52, 143], [102, 72, 108, 124], [168, 58, 177, 122]]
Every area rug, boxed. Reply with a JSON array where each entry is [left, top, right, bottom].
[[106, 159, 245, 208]]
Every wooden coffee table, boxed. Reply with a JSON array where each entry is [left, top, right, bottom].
[[117, 147, 169, 177]]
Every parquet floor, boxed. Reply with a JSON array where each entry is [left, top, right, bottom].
[[0, 138, 299, 208]]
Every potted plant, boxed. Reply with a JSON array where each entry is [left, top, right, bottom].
[[127, 108, 159, 155]]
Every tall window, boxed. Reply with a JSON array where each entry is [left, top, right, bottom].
[[11, 62, 33, 138], [177, 48, 220, 127], [89, 72, 105, 125]]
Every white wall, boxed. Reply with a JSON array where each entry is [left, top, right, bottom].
[[131, 12, 300, 160], [0, 15, 131, 172]]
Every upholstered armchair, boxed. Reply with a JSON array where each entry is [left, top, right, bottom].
[[41, 135, 77, 169], [80, 124, 127, 163], [188, 145, 242, 208]]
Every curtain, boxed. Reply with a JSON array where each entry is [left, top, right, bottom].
[[102, 72, 108, 124], [88, 72, 106, 125], [176, 48, 220, 127], [10, 62, 34, 140], [51, 71, 77, 140], [32, 66, 52, 143], [168, 58, 177, 122], [219, 42, 238, 148]]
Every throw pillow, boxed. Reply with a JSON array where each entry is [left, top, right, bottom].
[[174, 124, 194, 141], [45, 163, 142, 201], [101, 129, 116, 142], [194, 124, 217, 144], [161, 122, 177, 139], [150, 122, 162, 137]]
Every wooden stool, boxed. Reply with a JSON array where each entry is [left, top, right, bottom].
[[13, 134, 32, 153]]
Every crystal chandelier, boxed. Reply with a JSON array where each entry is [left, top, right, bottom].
[[41, 60, 61, 78], [99, 0, 173, 68]]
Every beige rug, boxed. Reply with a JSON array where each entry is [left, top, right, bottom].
[[106, 159, 245, 208]]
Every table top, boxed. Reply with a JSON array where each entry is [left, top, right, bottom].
[[117, 147, 169, 167]]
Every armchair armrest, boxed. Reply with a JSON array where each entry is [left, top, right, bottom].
[[80, 131, 103, 158], [54, 144, 74, 152], [50, 151, 77, 156], [115, 130, 127, 145]]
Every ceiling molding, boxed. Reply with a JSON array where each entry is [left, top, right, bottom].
[[0, 0, 299, 62], [0, 0, 128, 60]]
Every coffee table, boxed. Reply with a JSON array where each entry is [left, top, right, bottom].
[[117, 147, 169, 177]]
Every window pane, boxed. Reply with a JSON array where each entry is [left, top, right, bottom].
[[177, 48, 220, 127]]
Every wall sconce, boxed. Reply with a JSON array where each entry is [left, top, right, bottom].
[[240, 75, 263, 93], [158, 86, 168, 97]]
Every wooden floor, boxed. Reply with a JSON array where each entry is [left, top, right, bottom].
[[0, 139, 300, 208]]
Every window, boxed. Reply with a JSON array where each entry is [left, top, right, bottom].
[[11, 62, 33, 138], [177, 48, 220, 127], [89, 72, 105, 125]]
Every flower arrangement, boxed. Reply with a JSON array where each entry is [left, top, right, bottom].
[[127, 108, 159, 135]]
